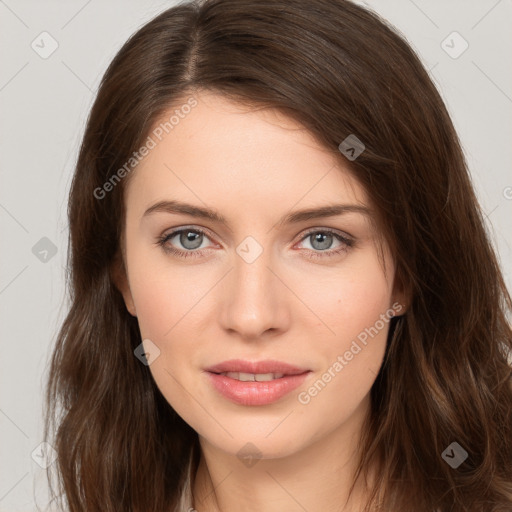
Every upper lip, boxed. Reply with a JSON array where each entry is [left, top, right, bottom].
[[205, 359, 310, 375]]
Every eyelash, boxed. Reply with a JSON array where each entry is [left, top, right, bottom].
[[155, 226, 354, 261]]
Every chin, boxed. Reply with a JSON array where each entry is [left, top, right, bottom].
[[195, 419, 318, 462]]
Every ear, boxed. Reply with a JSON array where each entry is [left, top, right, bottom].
[[110, 249, 137, 317], [390, 272, 411, 317]]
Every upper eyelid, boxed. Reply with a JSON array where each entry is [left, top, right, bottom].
[[164, 225, 217, 243]]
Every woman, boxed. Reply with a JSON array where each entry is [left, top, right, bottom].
[[44, 0, 512, 510]]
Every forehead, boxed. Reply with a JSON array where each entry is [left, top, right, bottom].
[[124, 91, 370, 219]]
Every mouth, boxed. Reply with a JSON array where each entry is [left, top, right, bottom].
[[205, 359, 311, 406]]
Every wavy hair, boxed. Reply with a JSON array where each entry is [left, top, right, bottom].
[[43, 0, 512, 510]]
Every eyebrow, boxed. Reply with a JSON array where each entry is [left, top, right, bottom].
[[142, 199, 371, 227]]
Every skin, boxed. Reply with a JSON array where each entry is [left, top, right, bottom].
[[115, 90, 406, 512]]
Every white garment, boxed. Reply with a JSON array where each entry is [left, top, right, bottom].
[[173, 450, 195, 512]]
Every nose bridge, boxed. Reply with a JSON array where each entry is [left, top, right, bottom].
[[219, 236, 288, 338]]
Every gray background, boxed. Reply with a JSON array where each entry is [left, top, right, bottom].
[[1, 1, 511, 510]]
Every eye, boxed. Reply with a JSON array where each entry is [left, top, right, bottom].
[[156, 227, 214, 259], [155, 226, 354, 260], [295, 229, 354, 260]]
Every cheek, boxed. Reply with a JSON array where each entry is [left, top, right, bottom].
[[127, 250, 207, 340], [292, 251, 393, 345], [291, 255, 392, 413]]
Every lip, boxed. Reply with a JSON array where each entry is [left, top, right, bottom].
[[205, 359, 311, 406], [205, 359, 309, 375]]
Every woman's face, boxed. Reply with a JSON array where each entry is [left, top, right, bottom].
[[117, 90, 403, 460]]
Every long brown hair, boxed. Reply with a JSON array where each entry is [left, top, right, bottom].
[[43, 0, 512, 510]]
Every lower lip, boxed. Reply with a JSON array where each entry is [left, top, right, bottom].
[[206, 371, 310, 406]]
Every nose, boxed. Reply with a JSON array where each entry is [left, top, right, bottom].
[[217, 245, 291, 341]]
